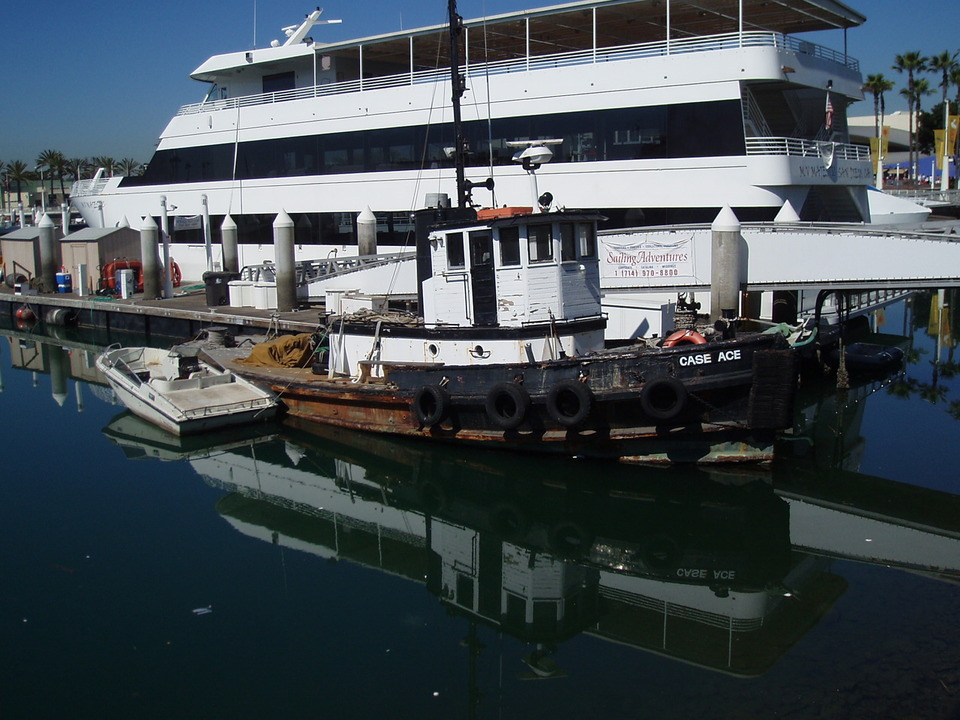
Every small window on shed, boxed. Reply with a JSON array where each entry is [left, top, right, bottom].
[[527, 224, 553, 263], [560, 223, 576, 261], [446, 232, 465, 269], [499, 226, 521, 266]]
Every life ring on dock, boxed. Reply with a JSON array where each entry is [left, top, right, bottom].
[[662, 329, 707, 347], [171, 261, 182, 287], [640, 376, 688, 422], [485, 382, 530, 430], [546, 379, 594, 428], [412, 384, 450, 427]]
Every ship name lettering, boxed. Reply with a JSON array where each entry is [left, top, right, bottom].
[[679, 353, 711, 366]]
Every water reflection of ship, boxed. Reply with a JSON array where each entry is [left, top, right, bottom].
[[96, 405, 960, 686]]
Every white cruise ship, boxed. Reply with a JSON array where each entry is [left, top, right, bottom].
[[71, 0, 877, 279]]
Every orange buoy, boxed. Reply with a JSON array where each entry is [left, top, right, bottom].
[[662, 329, 707, 347]]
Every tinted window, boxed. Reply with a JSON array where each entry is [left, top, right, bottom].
[[560, 223, 576, 261], [527, 224, 553, 263], [446, 232, 465, 269], [499, 226, 521, 266]]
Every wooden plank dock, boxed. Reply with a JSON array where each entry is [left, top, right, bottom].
[[0, 282, 324, 342]]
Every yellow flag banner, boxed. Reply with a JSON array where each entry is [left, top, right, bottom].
[[869, 128, 890, 173], [935, 129, 947, 162], [870, 138, 881, 172]]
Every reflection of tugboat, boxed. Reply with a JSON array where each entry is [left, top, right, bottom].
[[173, 416, 855, 678]]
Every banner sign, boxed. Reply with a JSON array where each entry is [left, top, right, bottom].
[[602, 234, 694, 280]]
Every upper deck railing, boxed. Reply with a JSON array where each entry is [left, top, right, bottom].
[[745, 138, 871, 162], [175, 30, 858, 117]]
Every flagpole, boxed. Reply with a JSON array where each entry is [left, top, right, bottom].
[[941, 107, 951, 192]]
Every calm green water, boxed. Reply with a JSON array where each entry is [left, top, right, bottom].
[[1, 291, 958, 720]]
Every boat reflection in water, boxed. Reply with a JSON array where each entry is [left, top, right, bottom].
[[6, 316, 958, 682], [101, 409, 960, 679]]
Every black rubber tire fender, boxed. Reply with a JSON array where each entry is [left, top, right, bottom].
[[545, 379, 594, 428], [484, 382, 530, 430], [412, 384, 450, 427], [640, 376, 688, 422]]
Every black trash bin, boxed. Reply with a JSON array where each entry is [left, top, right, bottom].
[[203, 271, 241, 306]]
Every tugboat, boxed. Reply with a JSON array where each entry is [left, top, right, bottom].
[[226, 0, 798, 465]]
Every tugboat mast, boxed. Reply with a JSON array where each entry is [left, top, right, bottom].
[[448, 0, 469, 209]]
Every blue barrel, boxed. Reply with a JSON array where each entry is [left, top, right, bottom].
[[56, 272, 72, 294]]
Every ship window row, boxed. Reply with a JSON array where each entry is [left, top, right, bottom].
[[125, 100, 744, 186]]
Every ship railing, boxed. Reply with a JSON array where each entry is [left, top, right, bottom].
[[241, 252, 413, 287], [885, 188, 960, 206], [745, 137, 871, 162], [176, 31, 857, 116], [71, 178, 111, 197]]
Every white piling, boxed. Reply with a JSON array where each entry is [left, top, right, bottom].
[[221, 214, 239, 273], [774, 200, 800, 223], [61, 203, 70, 236], [202, 194, 213, 272], [357, 207, 377, 256], [38, 213, 57, 292], [140, 215, 161, 299], [710, 206, 743, 323], [274, 210, 297, 312], [160, 196, 173, 298]]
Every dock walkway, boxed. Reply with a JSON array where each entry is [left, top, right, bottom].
[[0, 281, 325, 341]]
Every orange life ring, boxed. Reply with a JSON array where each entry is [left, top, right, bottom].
[[662, 329, 707, 347]]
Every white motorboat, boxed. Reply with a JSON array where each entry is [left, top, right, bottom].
[[96, 345, 279, 435]]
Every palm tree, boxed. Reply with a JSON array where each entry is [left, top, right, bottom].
[[911, 77, 934, 151], [117, 158, 141, 177], [92, 156, 117, 176], [7, 160, 31, 209], [893, 51, 928, 180], [952, 64, 960, 187], [929, 51, 959, 188], [51, 152, 69, 199], [67, 157, 90, 183], [863, 74, 895, 185], [35, 148, 65, 205]]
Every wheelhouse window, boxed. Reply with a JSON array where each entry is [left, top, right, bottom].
[[527, 224, 553, 264], [499, 226, 521, 266], [469, 230, 493, 266], [559, 223, 576, 262], [446, 232, 465, 269], [578, 223, 596, 258]]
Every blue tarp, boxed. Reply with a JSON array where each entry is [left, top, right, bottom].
[[884, 155, 956, 179]]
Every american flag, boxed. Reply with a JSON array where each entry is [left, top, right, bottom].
[[825, 92, 834, 130]]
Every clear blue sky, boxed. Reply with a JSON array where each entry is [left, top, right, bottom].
[[0, 0, 957, 166]]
